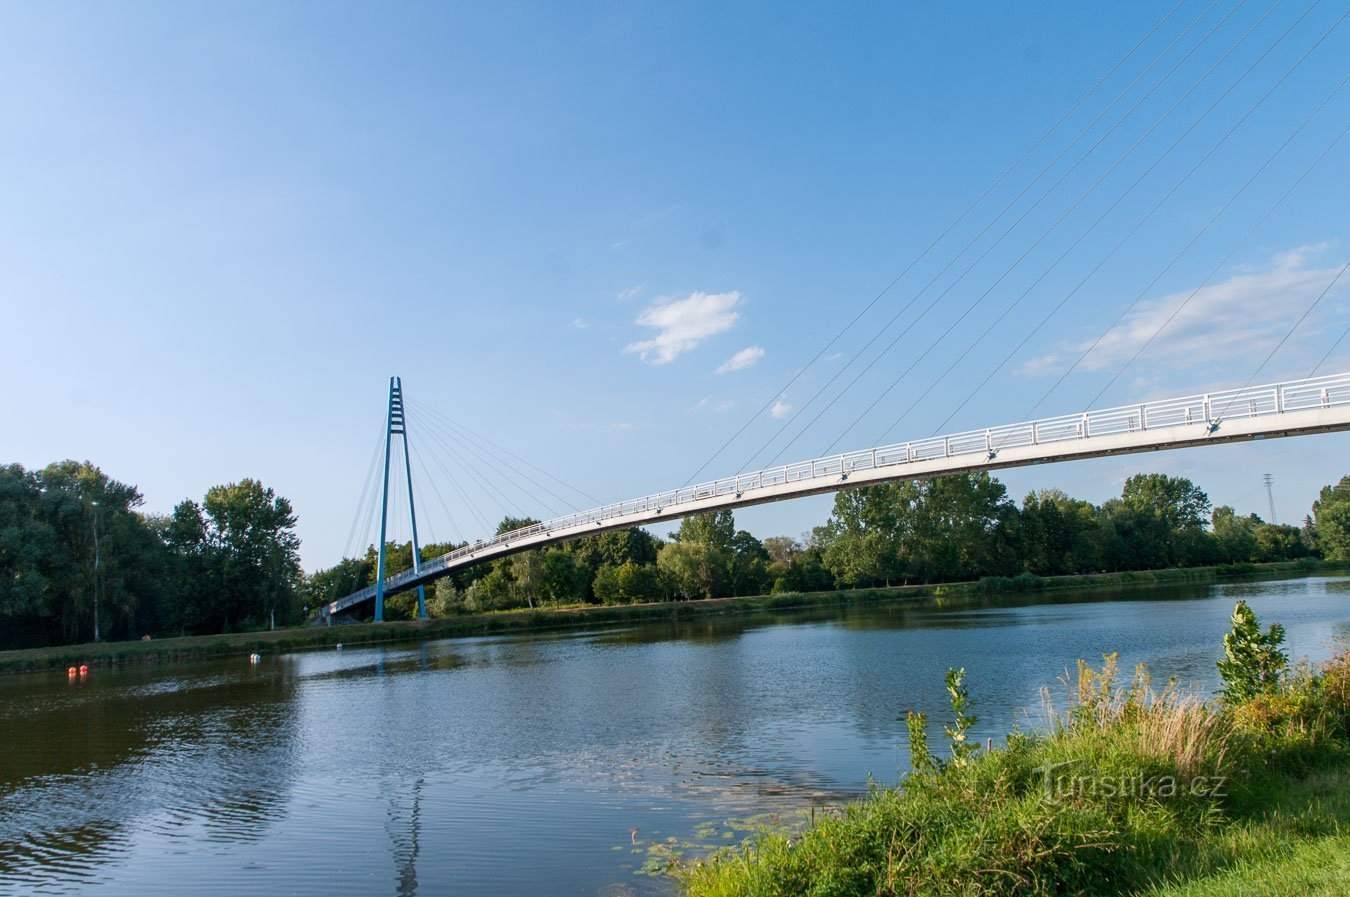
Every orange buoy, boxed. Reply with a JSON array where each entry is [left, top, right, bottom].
[[68, 667, 77, 676]]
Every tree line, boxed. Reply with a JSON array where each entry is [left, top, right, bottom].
[[304, 470, 1350, 620], [5, 458, 1350, 648], [0, 461, 302, 649]]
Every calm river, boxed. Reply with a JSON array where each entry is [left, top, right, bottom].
[[2, 576, 1349, 896]]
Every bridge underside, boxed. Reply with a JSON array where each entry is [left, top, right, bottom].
[[324, 376, 1350, 619]]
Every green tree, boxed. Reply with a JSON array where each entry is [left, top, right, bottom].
[[820, 484, 907, 586], [1211, 506, 1258, 563], [0, 464, 59, 647], [729, 530, 770, 596], [1114, 473, 1211, 567], [1312, 476, 1350, 560], [658, 540, 726, 599], [164, 479, 302, 632], [301, 556, 373, 611], [1252, 522, 1311, 561], [1019, 489, 1103, 574], [1217, 601, 1288, 704], [593, 560, 665, 604]]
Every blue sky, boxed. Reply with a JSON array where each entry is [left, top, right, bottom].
[[2, 1, 1348, 568]]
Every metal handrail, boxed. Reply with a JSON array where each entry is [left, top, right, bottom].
[[332, 371, 1350, 611]]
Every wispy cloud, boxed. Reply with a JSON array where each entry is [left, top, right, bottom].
[[1020, 245, 1346, 376], [716, 400, 734, 413], [623, 291, 742, 365], [716, 345, 764, 374], [617, 284, 643, 301], [568, 317, 589, 329], [770, 395, 792, 419]]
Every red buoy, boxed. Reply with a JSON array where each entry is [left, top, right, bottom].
[[79, 665, 89, 676]]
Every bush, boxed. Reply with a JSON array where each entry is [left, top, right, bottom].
[[681, 634, 1350, 897], [1217, 601, 1288, 704]]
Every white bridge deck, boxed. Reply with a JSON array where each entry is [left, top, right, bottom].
[[326, 372, 1350, 618]]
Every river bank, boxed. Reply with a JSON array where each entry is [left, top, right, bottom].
[[1, 558, 1339, 675], [677, 635, 1350, 897]]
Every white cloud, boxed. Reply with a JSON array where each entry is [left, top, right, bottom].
[[568, 317, 589, 329], [617, 284, 643, 301], [1020, 245, 1346, 375], [770, 395, 792, 419], [716, 345, 764, 374], [716, 400, 734, 413], [623, 290, 742, 364]]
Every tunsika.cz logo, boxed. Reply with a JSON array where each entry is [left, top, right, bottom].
[[1036, 759, 1227, 804]]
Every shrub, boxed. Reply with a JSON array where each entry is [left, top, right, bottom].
[[1217, 601, 1288, 704]]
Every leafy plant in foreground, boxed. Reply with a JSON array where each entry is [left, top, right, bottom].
[[1217, 600, 1288, 704], [944, 666, 979, 767]]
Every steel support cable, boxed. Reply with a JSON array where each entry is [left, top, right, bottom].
[[676, 0, 1200, 487], [1214, 261, 1350, 420], [742, 0, 1263, 472], [730, 0, 1236, 476], [1018, 73, 1350, 423], [414, 420, 526, 523], [735, 2, 1251, 476], [404, 435, 438, 549], [413, 418, 533, 521], [410, 407, 566, 517], [407, 398, 593, 510], [344, 422, 389, 559], [760, 0, 1295, 466], [395, 408, 495, 534], [418, 437, 493, 535], [396, 407, 524, 532], [915, 69, 1349, 447], [1080, 116, 1349, 410], [1309, 311, 1350, 376], [407, 398, 602, 505], [408, 439, 465, 544]]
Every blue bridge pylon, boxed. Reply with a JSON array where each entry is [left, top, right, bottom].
[[374, 376, 427, 623]]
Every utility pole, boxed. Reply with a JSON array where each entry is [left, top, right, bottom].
[[1263, 473, 1277, 525], [90, 499, 101, 643]]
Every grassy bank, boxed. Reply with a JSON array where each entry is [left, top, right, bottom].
[[677, 628, 1350, 896], [1, 558, 1340, 675]]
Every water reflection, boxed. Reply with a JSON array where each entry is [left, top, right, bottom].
[[0, 660, 302, 890], [0, 576, 1346, 897]]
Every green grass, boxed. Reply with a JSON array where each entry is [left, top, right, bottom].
[[677, 649, 1350, 897], [1, 558, 1341, 675], [1141, 768, 1350, 896]]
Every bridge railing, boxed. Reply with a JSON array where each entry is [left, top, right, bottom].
[[331, 372, 1350, 613]]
